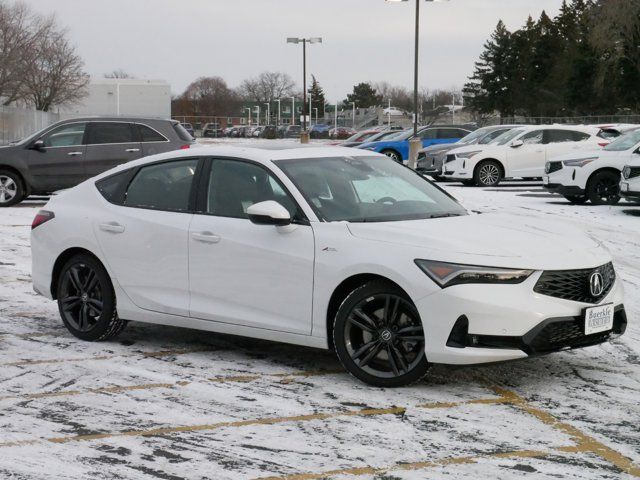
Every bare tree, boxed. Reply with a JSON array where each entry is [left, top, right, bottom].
[[22, 19, 88, 111], [173, 76, 239, 116], [239, 72, 296, 103], [104, 69, 133, 79]]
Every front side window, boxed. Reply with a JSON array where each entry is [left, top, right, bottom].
[[418, 129, 437, 140], [437, 129, 464, 139], [206, 160, 300, 220], [521, 130, 544, 145], [125, 159, 197, 212], [88, 122, 135, 145], [276, 156, 467, 223], [41, 122, 87, 147]]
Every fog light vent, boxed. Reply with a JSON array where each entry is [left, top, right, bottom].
[[446, 315, 469, 348]]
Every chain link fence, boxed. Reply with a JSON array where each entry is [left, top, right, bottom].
[[0, 106, 59, 146], [484, 115, 640, 126]]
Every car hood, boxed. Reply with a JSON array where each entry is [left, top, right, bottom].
[[448, 144, 496, 156], [346, 212, 608, 270], [550, 149, 623, 162], [419, 143, 461, 155]]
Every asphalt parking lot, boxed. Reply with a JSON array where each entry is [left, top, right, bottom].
[[1, 183, 639, 480]]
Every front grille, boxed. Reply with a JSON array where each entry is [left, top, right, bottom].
[[623, 166, 640, 180], [546, 161, 563, 174], [445, 154, 456, 164], [534, 262, 615, 304]]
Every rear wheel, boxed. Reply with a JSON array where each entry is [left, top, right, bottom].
[[563, 194, 587, 205], [586, 171, 621, 205], [333, 281, 429, 387], [0, 170, 25, 207], [474, 161, 502, 187], [381, 150, 403, 163], [56, 254, 127, 341]]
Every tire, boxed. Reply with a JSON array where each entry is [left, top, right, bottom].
[[586, 171, 621, 205], [0, 169, 25, 207], [381, 150, 403, 163], [563, 194, 587, 205], [462, 180, 476, 186], [56, 254, 127, 341], [474, 161, 502, 187], [333, 281, 430, 388]]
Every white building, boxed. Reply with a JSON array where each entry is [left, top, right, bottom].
[[58, 78, 171, 119]]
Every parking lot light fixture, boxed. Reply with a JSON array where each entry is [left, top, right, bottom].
[[276, 99, 281, 127], [287, 36, 323, 143], [291, 96, 296, 126], [244, 107, 252, 127], [265, 102, 271, 125], [386, 0, 450, 168]]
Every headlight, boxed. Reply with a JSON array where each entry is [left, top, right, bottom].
[[455, 150, 482, 160], [622, 166, 631, 179], [562, 157, 599, 167], [414, 260, 534, 288]]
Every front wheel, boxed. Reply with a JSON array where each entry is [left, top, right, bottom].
[[586, 171, 621, 205], [474, 161, 502, 187], [333, 281, 430, 387], [56, 254, 127, 341], [381, 150, 403, 163], [0, 170, 25, 207]]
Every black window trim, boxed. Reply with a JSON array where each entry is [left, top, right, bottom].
[[32, 120, 90, 149], [95, 157, 204, 213], [135, 123, 170, 144], [194, 156, 310, 226]]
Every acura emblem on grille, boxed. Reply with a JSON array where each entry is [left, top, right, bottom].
[[589, 272, 604, 297]]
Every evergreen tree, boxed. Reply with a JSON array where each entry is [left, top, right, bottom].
[[308, 75, 326, 119], [343, 82, 383, 108]]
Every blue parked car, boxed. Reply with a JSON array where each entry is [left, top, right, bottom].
[[310, 124, 332, 139], [357, 125, 476, 163]]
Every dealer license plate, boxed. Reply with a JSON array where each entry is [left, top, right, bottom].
[[543, 176, 549, 185], [621, 182, 629, 192], [584, 304, 614, 335]]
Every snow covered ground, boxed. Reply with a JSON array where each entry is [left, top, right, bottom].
[[0, 177, 638, 479]]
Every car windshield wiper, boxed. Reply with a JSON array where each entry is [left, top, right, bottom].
[[428, 213, 464, 219]]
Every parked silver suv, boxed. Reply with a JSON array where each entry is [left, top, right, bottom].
[[0, 117, 195, 206]]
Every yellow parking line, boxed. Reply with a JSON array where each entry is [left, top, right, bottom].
[[2, 347, 211, 367], [256, 448, 567, 480], [487, 383, 640, 477], [0, 395, 508, 448]]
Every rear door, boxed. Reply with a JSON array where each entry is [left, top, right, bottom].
[[435, 128, 468, 147], [544, 130, 593, 161], [84, 122, 142, 179], [506, 129, 546, 178], [26, 121, 88, 191], [138, 122, 178, 157]]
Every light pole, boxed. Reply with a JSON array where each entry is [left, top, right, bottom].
[[334, 102, 338, 129], [351, 102, 356, 129], [265, 102, 271, 125], [244, 107, 252, 127], [255, 105, 260, 127], [313, 108, 319, 126], [291, 96, 296, 126], [287, 36, 322, 143], [386, 0, 449, 168]]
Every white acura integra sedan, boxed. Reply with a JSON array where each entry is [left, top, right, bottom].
[[31, 146, 626, 387]]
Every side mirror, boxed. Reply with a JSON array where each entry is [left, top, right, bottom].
[[247, 201, 291, 226], [510, 140, 524, 148], [31, 139, 45, 151]]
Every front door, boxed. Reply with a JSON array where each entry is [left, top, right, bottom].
[[27, 121, 88, 191], [189, 158, 315, 334], [84, 122, 142, 179], [93, 158, 198, 316], [506, 129, 546, 178]]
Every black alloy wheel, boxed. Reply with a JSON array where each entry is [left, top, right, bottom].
[[57, 254, 127, 341], [587, 171, 621, 205], [334, 281, 429, 387]]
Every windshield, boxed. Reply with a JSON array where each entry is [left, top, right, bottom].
[[494, 128, 525, 146], [369, 130, 407, 142], [457, 128, 492, 146], [275, 156, 467, 223], [604, 129, 640, 152]]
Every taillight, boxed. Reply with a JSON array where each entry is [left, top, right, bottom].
[[180, 144, 191, 150], [598, 142, 609, 147], [32, 210, 55, 230]]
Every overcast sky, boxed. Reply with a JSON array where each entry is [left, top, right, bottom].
[[28, 0, 562, 100]]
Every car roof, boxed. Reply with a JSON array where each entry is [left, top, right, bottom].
[[52, 116, 175, 124]]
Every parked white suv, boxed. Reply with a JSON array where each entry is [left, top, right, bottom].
[[544, 128, 640, 205], [442, 126, 604, 186], [620, 160, 640, 202]]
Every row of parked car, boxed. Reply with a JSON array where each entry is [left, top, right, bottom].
[[333, 122, 638, 206]]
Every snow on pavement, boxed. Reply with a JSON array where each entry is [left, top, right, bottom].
[[0, 182, 638, 479]]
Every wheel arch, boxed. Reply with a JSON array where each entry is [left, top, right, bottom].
[[473, 158, 505, 178], [50, 247, 106, 299], [0, 164, 29, 194], [325, 273, 413, 351], [380, 148, 403, 161], [586, 167, 621, 188]]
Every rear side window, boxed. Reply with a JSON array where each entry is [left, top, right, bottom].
[[138, 124, 167, 142], [418, 129, 437, 140], [570, 131, 591, 141], [95, 170, 132, 205], [437, 129, 465, 139], [125, 159, 198, 212], [88, 123, 135, 145], [173, 123, 194, 142]]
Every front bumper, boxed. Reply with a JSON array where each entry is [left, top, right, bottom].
[[415, 272, 625, 365], [620, 182, 640, 199]]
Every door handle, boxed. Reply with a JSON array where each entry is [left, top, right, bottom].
[[99, 222, 125, 234], [192, 231, 221, 244], [67, 151, 83, 156], [125, 148, 140, 153]]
